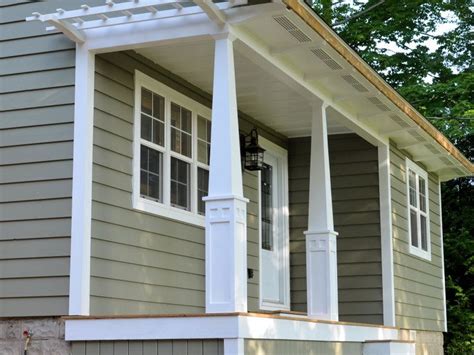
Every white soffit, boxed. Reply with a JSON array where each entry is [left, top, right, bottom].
[[136, 40, 352, 136]]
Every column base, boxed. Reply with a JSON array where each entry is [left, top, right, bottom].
[[304, 230, 339, 321], [204, 195, 249, 313]]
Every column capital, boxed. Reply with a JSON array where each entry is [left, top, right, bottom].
[[212, 31, 237, 42]]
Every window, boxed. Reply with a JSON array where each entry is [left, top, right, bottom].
[[261, 163, 273, 251], [406, 158, 431, 260], [133, 71, 211, 226]]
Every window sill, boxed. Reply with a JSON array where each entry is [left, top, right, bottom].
[[409, 245, 431, 261], [133, 196, 205, 227]]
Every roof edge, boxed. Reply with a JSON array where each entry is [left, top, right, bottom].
[[283, 0, 474, 176]]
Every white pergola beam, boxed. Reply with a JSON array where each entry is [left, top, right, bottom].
[[27, 0, 187, 22], [46, 17, 86, 44], [193, 0, 227, 25]]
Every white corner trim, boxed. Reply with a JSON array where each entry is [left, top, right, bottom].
[[438, 180, 447, 332], [378, 144, 396, 327], [65, 315, 399, 343], [405, 158, 431, 261], [69, 44, 95, 316]]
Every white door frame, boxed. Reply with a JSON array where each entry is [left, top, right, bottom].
[[258, 136, 290, 311]]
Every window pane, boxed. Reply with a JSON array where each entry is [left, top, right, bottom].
[[148, 173, 160, 200], [181, 108, 192, 133], [140, 145, 162, 202], [181, 133, 192, 158], [170, 158, 190, 210], [197, 168, 209, 215], [171, 127, 180, 153], [409, 170, 417, 207], [419, 177, 426, 212], [198, 140, 208, 164], [152, 94, 164, 121], [141, 114, 152, 141], [261, 163, 273, 251], [141, 88, 152, 115], [198, 116, 207, 140], [171, 103, 180, 128], [420, 215, 428, 251], [410, 209, 418, 247], [140, 171, 147, 196], [148, 148, 161, 174], [152, 120, 164, 146]]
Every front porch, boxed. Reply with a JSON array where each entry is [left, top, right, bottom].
[[65, 312, 415, 354], [27, 0, 418, 353]]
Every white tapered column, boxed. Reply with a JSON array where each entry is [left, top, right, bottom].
[[304, 103, 339, 321], [204, 34, 248, 313]]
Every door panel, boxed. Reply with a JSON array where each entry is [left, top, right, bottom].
[[259, 142, 290, 310]]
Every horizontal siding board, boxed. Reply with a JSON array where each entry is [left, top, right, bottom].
[[89, 297, 203, 315], [91, 238, 204, 276], [0, 296, 68, 317], [0, 33, 74, 58], [90, 277, 204, 308], [0, 123, 73, 147], [0, 257, 69, 278], [0, 198, 71, 221], [92, 219, 204, 257], [0, 142, 73, 165], [0, 68, 74, 93], [0, 179, 72, 202], [0, 105, 73, 129], [0, 237, 70, 259], [0, 218, 70, 240], [0, 277, 68, 297], [1, 86, 75, 111], [0, 160, 73, 184], [91, 258, 204, 291], [0, 50, 74, 75]]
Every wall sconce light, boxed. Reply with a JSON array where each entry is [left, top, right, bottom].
[[240, 128, 265, 171]]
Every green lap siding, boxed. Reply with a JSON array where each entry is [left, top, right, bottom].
[[390, 143, 445, 331], [0, 0, 92, 316], [89, 51, 286, 314], [289, 135, 383, 325], [72, 340, 224, 355], [245, 339, 362, 354]]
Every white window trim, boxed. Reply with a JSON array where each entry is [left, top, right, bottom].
[[133, 70, 211, 227], [406, 158, 431, 260]]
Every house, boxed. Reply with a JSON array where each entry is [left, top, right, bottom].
[[1, 0, 473, 354]]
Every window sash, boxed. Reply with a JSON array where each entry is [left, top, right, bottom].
[[406, 160, 430, 257], [137, 80, 210, 218]]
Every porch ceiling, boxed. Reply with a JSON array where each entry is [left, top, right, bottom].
[[137, 40, 351, 137]]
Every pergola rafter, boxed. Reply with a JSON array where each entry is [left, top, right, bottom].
[[26, 0, 245, 43]]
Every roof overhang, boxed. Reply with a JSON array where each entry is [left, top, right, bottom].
[[26, 0, 473, 181], [281, 0, 473, 180]]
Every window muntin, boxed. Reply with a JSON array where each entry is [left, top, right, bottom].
[[134, 72, 211, 225], [261, 163, 273, 251], [406, 159, 430, 260]]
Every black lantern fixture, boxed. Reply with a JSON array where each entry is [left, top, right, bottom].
[[240, 128, 265, 171]]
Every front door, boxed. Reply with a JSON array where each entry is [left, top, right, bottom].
[[259, 138, 290, 310]]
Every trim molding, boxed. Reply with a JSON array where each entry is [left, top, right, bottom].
[[65, 313, 400, 342], [438, 180, 447, 332], [68, 44, 95, 316], [378, 144, 396, 326]]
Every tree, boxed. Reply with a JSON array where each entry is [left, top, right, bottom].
[[307, 1, 473, 352]]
